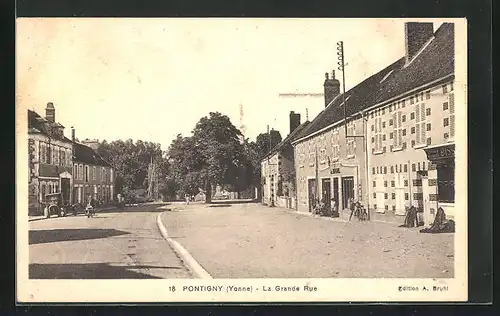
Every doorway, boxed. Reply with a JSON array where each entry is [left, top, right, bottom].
[[341, 176, 355, 209], [322, 178, 331, 209], [307, 179, 317, 212], [61, 178, 70, 204], [333, 177, 339, 210]]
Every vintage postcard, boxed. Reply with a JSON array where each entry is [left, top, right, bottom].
[[16, 18, 468, 303]]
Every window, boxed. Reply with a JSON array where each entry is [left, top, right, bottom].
[[85, 166, 89, 182], [385, 205, 389, 211], [443, 102, 449, 110], [404, 180, 408, 186], [93, 166, 96, 180], [411, 140, 415, 147], [402, 115, 406, 122], [371, 137, 374, 143], [438, 162, 454, 203], [390, 132, 393, 139], [393, 111, 403, 148], [422, 162, 426, 170], [373, 117, 383, 153], [427, 137, 432, 145], [384, 193, 388, 199], [411, 127, 415, 134], [390, 166, 394, 173], [74, 164, 78, 178], [391, 181, 395, 187], [389, 106, 392, 113], [449, 93, 455, 137], [79, 164, 84, 180], [384, 166, 387, 174], [373, 193, 376, 198], [418, 162, 421, 170], [372, 167, 376, 175], [382, 108, 385, 115], [371, 125, 374, 131], [402, 142, 407, 149], [444, 133, 449, 139], [426, 108, 431, 116], [412, 163, 416, 172], [427, 123, 432, 131], [411, 112, 415, 120], [392, 193, 396, 199], [382, 134, 386, 141], [402, 100, 406, 107], [426, 90, 431, 99], [373, 181, 376, 187], [442, 84, 448, 94], [405, 193, 409, 200], [331, 130, 340, 159], [384, 181, 387, 187], [389, 119, 393, 126], [382, 121, 386, 128], [415, 103, 426, 145], [402, 129, 407, 136], [410, 96, 414, 104]]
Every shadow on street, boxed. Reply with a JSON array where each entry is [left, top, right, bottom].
[[210, 199, 259, 205], [29, 263, 168, 279], [208, 204, 232, 208], [29, 229, 130, 245]]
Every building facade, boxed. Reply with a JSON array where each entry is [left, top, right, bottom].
[[261, 112, 309, 209], [28, 104, 74, 215], [72, 137, 115, 206], [292, 22, 456, 225]]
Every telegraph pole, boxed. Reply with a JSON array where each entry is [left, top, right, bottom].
[[337, 40, 371, 220]]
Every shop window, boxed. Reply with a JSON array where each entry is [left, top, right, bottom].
[[426, 90, 431, 99], [443, 102, 449, 110], [444, 117, 449, 127], [392, 193, 396, 199], [437, 162, 455, 203]]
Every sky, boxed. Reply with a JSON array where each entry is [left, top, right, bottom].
[[17, 18, 445, 150]]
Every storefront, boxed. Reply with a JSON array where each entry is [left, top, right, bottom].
[[422, 143, 455, 225]]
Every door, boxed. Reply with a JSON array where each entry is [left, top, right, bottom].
[[322, 178, 331, 209], [341, 176, 354, 209], [332, 178, 339, 210], [375, 174, 385, 213], [307, 179, 317, 212], [394, 173, 406, 215], [61, 178, 70, 204]]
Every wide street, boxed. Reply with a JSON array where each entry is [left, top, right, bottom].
[[29, 204, 192, 279], [29, 202, 454, 279]]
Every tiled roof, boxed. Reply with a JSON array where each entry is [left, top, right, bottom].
[[73, 142, 112, 168], [293, 22, 454, 144], [28, 110, 73, 143], [263, 120, 310, 160]]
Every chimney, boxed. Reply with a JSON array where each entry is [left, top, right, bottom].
[[45, 102, 55, 123], [404, 22, 434, 64], [289, 111, 301, 134], [323, 70, 340, 107]]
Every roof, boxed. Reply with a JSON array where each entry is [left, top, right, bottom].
[[293, 22, 454, 144], [73, 141, 112, 168], [28, 110, 73, 144], [263, 120, 310, 160]]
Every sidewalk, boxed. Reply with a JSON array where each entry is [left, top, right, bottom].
[[28, 206, 118, 222]]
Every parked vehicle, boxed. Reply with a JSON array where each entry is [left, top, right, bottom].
[[43, 192, 73, 218]]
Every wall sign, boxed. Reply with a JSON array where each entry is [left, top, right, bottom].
[[424, 144, 455, 161], [330, 168, 340, 174]]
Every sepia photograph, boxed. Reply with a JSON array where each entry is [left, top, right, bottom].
[[16, 17, 468, 302]]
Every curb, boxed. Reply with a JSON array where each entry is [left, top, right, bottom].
[[28, 207, 118, 222], [156, 212, 213, 279]]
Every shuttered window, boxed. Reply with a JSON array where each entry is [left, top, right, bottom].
[[449, 93, 455, 137]]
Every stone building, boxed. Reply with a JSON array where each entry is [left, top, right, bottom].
[[261, 111, 309, 209], [71, 130, 115, 206], [28, 103, 74, 215], [292, 22, 456, 225]]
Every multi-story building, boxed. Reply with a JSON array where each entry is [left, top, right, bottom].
[[71, 132, 115, 206], [261, 111, 309, 209], [292, 22, 456, 225], [28, 103, 74, 215]]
